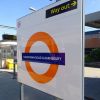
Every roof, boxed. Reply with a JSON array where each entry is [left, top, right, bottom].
[[85, 30, 100, 35], [0, 40, 17, 47], [85, 11, 100, 28]]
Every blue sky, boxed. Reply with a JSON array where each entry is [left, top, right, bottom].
[[85, 0, 100, 14], [85, 0, 100, 32], [0, 0, 100, 40], [0, 0, 54, 40]]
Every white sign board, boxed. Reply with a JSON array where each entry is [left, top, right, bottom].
[[17, 0, 83, 99]]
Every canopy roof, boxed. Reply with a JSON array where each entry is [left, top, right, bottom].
[[85, 11, 100, 28]]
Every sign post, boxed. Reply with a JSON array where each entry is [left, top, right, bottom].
[[20, 83, 24, 100], [17, 0, 84, 99]]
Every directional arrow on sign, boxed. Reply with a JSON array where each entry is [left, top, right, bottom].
[[71, 0, 77, 7]]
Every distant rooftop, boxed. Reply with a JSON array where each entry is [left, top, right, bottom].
[[85, 11, 100, 28], [0, 40, 17, 48], [85, 30, 100, 35]]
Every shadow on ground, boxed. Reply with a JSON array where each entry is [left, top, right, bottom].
[[85, 77, 100, 100], [0, 71, 100, 100], [0, 71, 61, 100]]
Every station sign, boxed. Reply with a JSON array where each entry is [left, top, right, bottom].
[[17, 0, 83, 99]]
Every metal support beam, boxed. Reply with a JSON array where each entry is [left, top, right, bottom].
[[0, 25, 16, 30]]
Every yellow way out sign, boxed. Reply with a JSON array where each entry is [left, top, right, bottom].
[[46, 0, 77, 18]]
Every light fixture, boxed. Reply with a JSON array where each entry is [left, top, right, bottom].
[[29, 7, 36, 11]]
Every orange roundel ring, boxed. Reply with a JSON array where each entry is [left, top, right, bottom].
[[25, 32, 59, 84]]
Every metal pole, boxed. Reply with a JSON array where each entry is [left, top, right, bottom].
[[13, 50, 16, 79], [0, 25, 16, 30], [13, 62, 16, 79], [20, 83, 24, 100]]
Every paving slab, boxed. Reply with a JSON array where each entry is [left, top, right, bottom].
[[0, 71, 60, 100], [0, 67, 100, 100], [85, 67, 100, 100]]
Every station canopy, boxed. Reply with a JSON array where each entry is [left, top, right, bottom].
[[85, 11, 100, 28]]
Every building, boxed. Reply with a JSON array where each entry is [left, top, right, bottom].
[[85, 30, 100, 54], [0, 34, 17, 69], [85, 30, 100, 48], [85, 11, 100, 54]]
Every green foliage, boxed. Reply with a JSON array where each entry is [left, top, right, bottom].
[[85, 54, 93, 63], [85, 48, 100, 62], [90, 48, 100, 62]]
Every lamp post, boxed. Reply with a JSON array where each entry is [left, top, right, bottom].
[[29, 7, 36, 12], [11, 45, 17, 79]]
